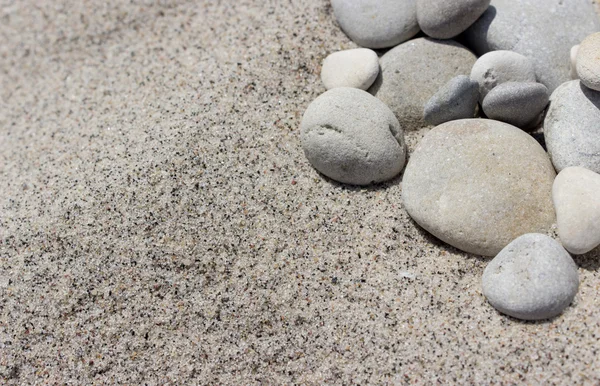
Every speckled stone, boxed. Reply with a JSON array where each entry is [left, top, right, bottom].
[[470, 50, 536, 101], [417, 0, 490, 39], [402, 119, 556, 256], [423, 75, 479, 126], [481, 82, 549, 129], [369, 38, 476, 130], [300, 87, 406, 185], [321, 48, 379, 91], [482, 233, 579, 321], [576, 32, 600, 91], [331, 0, 420, 49], [544, 80, 600, 174], [553, 167, 600, 255], [463, 0, 600, 92]]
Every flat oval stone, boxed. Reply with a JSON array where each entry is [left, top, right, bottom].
[[300, 87, 406, 185], [402, 119, 556, 256], [417, 0, 490, 39], [482, 82, 549, 129], [423, 75, 479, 126], [576, 33, 600, 91], [321, 49, 379, 91], [482, 233, 579, 321], [553, 167, 600, 255], [544, 80, 600, 174], [331, 0, 420, 49], [369, 38, 476, 130], [463, 0, 600, 92], [470, 50, 536, 101]]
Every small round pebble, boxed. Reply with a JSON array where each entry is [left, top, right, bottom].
[[544, 80, 600, 173], [482, 233, 579, 321], [481, 82, 549, 129], [331, 0, 420, 49], [470, 50, 536, 101], [300, 87, 406, 185], [423, 75, 479, 126], [553, 167, 600, 255], [570, 45, 580, 80], [321, 48, 379, 91], [402, 119, 556, 256], [417, 0, 490, 39], [576, 32, 600, 91]]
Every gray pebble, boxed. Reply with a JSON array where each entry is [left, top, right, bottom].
[[482, 82, 549, 129], [544, 80, 600, 174], [300, 87, 406, 185], [423, 75, 479, 126], [576, 32, 600, 91], [402, 119, 556, 256], [463, 0, 600, 92], [470, 50, 536, 101], [321, 48, 379, 91], [482, 233, 579, 321], [417, 0, 490, 39], [369, 38, 476, 130], [331, 0, 420, 49]]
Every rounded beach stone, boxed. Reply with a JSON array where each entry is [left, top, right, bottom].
[[482, 233, 579, 321], [423, 75, 479, 126], [553, 167, 600, 255], [321, 49, 379, 91], [470, 50, 536, 101], [417, 0, 490, 39], [402, 119, 556, 256], [300, 87, 406, 185], [544, 80, 600, 174], [369, 38, 476, 130], [463, 0, 600, 92], [576, 33, 600, 91], [570, 45, 580, 80], [331, 0, 420, 49], [481, 82, 549, 129]]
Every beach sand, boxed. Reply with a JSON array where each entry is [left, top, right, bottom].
[[1, 1, 599, 384]]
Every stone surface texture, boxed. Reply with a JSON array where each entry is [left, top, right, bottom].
[[321, 48, 379, 90], [417, 0, 491, 39], [482, 82, 549, 129], [482, 234, 579, 321], [464, 0, 600, 92], [300, 87, 406, 185], [571, 45, 580, 80], [544, 80, 600, 174], [402, 119, 556, 256], [577, 32, 600, 91], [331, 0, 419, 48], [370, 38, 476, 130], [423, 75, 479, 126], [553, 167, 600, 255]]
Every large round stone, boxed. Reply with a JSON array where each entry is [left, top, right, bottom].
[[369, 38, 476, 130], [402, 119, 556, 256], [544, 80, 600, 174], [463, 0, 600, 92]]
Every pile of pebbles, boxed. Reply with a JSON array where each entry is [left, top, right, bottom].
[[299, 0, 600, 321]]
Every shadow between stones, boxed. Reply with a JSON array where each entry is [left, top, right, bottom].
[[572, 246, 600, 271]]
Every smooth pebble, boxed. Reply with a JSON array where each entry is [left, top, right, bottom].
[[553, 167, 600, 255], [417, 0, 490, 39], [482, 82, 549, 129], [423, 75, 479, 126], [402, 119, 556, 256], [482, 233, 579, 321], [321, 49, 379, 91], [300, 87, 406, 185], [576, 33, 600, 91]]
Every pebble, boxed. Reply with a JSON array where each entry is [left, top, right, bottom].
[[402, 119, 556, 256], [544, 80, 600, 174], [470, 51, 536, 101], [331, 0, 420, 49], [321, 48, 380, 91], [300, 87, 406, 185], [482, 233, 579, 321], [369, 38, 476, 130], [463, 0, 600, 92], [423, 75, 479, 126], [417, 0, 490, 39], [553, 167, 600, 255], [481, 82, 549, 129], [576, 33, 600, 91], [571, 45, 580, 80]]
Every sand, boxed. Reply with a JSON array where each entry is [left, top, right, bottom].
[[0, 1, 599, 384]]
